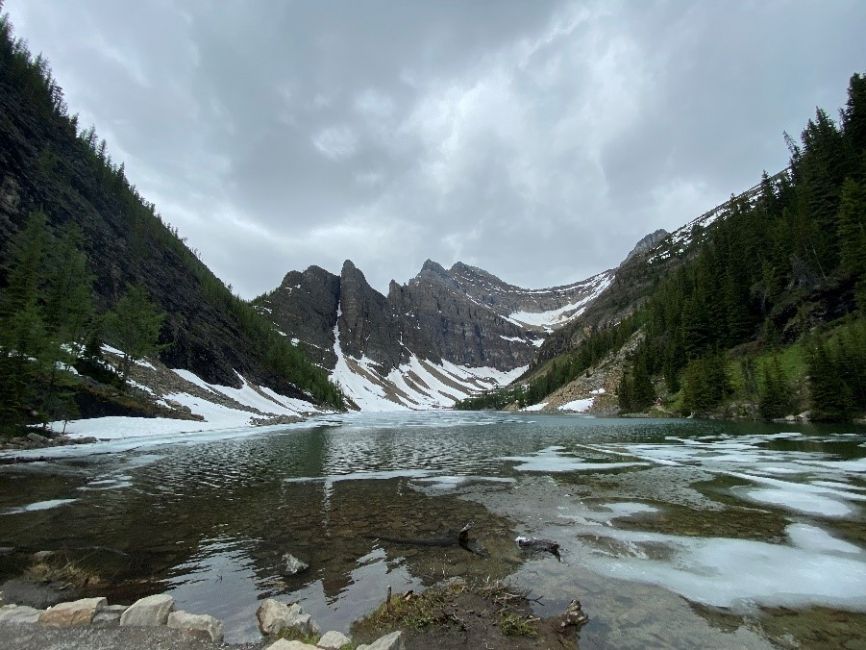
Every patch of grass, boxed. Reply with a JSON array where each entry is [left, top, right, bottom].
[[354, 587, 454, 635], [498, 611, 538, 637], [275, 628, 322, 645]]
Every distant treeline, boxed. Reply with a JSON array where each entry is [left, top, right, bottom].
[[459, 72, 866, 421]]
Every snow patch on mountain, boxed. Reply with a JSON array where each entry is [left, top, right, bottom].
[[508, 272, 613, 330]]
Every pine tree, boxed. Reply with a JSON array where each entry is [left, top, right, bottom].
[[808, 341, 853, 421], [630, 354, 655, 411], [40, 222, 95, 421], [0, 212, 50, 428], [759, 357, 792, 420], [682, 354, 729, 414], [836, 178, 866, 310], [105, 285, 166, 387]]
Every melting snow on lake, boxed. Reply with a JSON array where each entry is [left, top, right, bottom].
[[549, 430, 866, 614]]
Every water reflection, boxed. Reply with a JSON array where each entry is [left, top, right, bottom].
[[0, 412, 864, 647]]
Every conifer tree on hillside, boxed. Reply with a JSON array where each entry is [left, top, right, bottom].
[[0, 212, 51, 427], [105, 285, 166, 388], [758, 357, 792, 420]]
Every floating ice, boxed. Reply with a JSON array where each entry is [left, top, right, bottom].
[[501, 446, 648, 473], [727, 471, 865, 518], [413, 475, 516, 490], [786, 523, 863, 554], [2, 498, 77, 515], [737, 487, 854, 517], [559, 501, 659, 525], [580, 525, 866, 612]]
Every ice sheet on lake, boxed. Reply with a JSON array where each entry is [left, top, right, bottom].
[[413, 475, 516, 490], [578, 523, 866, 612], [2, 498, 77, 515], [501, 445, 649, 473], [589, 431, 866, 518], [787, 523, 863, 554]]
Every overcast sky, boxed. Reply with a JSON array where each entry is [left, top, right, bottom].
[[6, 1, 866, 296]]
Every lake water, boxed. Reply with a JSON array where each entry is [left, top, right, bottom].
[[1, 412, 865, 648]]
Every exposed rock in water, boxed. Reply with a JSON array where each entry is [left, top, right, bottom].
[[256, 598, 320, 637], [560, 599, 589, 628], [282, 553, 309, 576]]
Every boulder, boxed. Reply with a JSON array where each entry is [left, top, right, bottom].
[[119, 594, 175, 626], [26, 432, 51, 446], [318, 630, 352, 648], [39, 597, 106, 626], [264, 640, 319, 650], [92, 604, 128, 625], [256, 598, 319, 636], [282, 553, 309, 576], [0, 604, 43, 623], [358, 631, 403, 650], [167, 609, 224, 642]]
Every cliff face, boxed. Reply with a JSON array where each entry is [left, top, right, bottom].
[[391, 260, 537, 370], [259, 258, 604, 376], [256, 257, 620, 409]]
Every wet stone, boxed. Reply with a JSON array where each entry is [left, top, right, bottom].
[[167, 609, 224, 643], [282, 552, 309, 576], [0, 604, 43, 623], [318, 630, 352, 648], [119, 593, 174, 626], [257, 598, 319, 637], [92, 604, 128, 625], [264, 640, 319, 650], [39, 596, 106, 626], [357, 631, 403, 650]]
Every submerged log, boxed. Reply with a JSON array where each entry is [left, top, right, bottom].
[[370, 521, 488, 557], [516, 536, 561, 557]]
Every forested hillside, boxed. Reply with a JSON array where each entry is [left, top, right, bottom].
[[0, 7, 342, 431], [461, 73, 866, 421]]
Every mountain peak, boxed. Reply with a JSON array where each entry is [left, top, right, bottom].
[[421, 259, 447, 274], [341, 259, 365, 278], [624, 229, 670, 262]]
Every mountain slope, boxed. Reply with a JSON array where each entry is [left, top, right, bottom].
[[0, 11, 341, 415], [488, 72, 866, 422]]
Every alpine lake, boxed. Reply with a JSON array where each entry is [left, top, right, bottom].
[[1, 412, 865, 649]]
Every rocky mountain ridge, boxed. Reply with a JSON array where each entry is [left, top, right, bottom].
[[255, 258, 618, 410]]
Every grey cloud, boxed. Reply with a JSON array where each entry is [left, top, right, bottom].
[[6, 0, 866, 296]]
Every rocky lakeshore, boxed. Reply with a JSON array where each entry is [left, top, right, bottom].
[[0, 579, 585, 650], [0, 591, 398, 650]]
